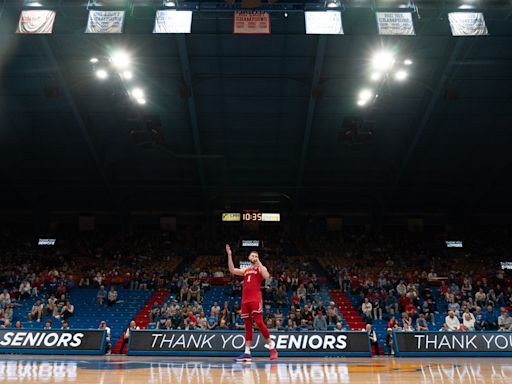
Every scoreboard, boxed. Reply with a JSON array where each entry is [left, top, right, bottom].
[[221, 212, 280, 222]]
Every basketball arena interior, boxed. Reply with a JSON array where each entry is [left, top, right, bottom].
[[0, 0, 512, 382]]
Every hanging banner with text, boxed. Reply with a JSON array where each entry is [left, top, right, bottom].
[[376, 12, 415, 35], [233, 12, 270, 34], [16, 10, 56, 34], [393, 331, 512, 357], [85, 10, 125, 34], [153, 10, 193, 33], [0, 329, 106, 355], [128, 330, 371, 357], [448, 12, 489, 36], [305, 11, 343, 35]]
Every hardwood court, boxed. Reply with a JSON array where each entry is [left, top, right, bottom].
[[0, 355, 510, 384]]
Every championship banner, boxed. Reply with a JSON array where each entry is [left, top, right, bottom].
[[0, 329, 106, 355], [233, 12, 270, 34], [153, 10, 193, 34], [305, 11, 343, 35], [85, 10, 125, 34], [393, 331, 512, 357], [376, 12, 415, 36], [16, 10, 56, 34], [448, 12, 489, 36], [128, 330, 371, 357]]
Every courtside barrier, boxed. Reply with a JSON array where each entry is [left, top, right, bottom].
[[0, 329, 106, 355], [393, 330, 512, 357], [128, 330, 372, 357]]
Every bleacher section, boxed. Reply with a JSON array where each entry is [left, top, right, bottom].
[[13, 287, 153, 350]]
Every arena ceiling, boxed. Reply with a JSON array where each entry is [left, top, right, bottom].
[[0, 0, 511, 215]]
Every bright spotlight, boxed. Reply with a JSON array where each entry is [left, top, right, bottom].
[[164, 0, 176, 6], [357, 99, 367, 107], [372, 51, 395, 71], [110, 51, 130, 69], [90, 57, 99, 64], [404, 59, 413, 66], [359, 89, 373, 101], [131, 88, 144, 99], [136, 98, 147, 105], [370, 72, 381, 82], [96, 69, 108, 80], [327, 0, 338, 8], [122, 70, 133, 80], [394, 70, 407, 81]]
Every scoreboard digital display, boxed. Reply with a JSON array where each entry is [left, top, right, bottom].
[[221, 212, 280, 222]]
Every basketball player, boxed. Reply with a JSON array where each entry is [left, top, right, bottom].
[[226, 244, 278, 361]]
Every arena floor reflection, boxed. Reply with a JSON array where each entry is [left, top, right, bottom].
[[0, 356, 510, 383]]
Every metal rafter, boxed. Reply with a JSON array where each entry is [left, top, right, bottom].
[[295, 35, 327, 208], [175, 34, 208, 209], [39, 38, 118, 208], [384, 37, 466, 212]]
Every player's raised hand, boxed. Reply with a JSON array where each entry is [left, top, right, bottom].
[[225, 244, 232, 256]]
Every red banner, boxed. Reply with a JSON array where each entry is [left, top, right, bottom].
[[233, 11, 270, 34]]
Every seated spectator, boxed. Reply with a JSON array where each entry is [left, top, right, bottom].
[[461, 312, 475, 331], [445, 310, 460, 331], [439, 323, 450, 331], [61, 300, 74, 320], [416, 313, 429, 331], [3, 304, 13, 324], [0, 289, 11, 308], [373, 299, 382, 320], [28, 299, 43, 322], [475, 289, 486, 307], [234, 314, 245, 330], [199, 319, 209, 330], [266, 318, 276, 331], [334, 322, 344, 332], [274, 308, 284, 323], [402, 312, 413, 331], [188, 280, 201, 303], [361, 298, 372, 322], [313, 310, 327, 331], [19, 281, 31, 299], [210, 302, 220, 316], [388, 316, 400, 329], [286, 319, 296, 332], [97, 286, 107, 306], [207, 310, 218, 330], [498, 308, 512, 331], [299, 319, 310, 332], [179, 283, 189, 302], [14, 321, 23, 329], [120, 320, 139, 354], [99, 320, 111, 354], [0, 321, 10, 329], [61, 320, 70, 330], [297, 284, 306, 303], [483, 305, 498, 330], [44, 320, 52, 329], [107, 286, 118, 307], [171, 309, 184, 329], [474, 306, 485, 330], [219, 319, 229, 330], [150, 306, 161, 324]]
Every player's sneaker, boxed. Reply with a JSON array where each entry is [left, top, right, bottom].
[[234, 353, 252, 362], [269, 349, 278, 361], [264, 341, 276, 350]]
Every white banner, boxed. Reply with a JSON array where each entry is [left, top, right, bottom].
[[16, 10, 56, 34], [153, 10, 192, 33], [448, 12, 489, 36], [305, 11, 343, 35], [85, 10, 125, 34], [233, 11, 270, 34], [376, 12, 415, 35]]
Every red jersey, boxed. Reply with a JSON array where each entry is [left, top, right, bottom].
[[242, 266, 262, 304]]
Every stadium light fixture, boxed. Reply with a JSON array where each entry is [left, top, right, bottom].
[[357, 99, 367, 107], [394, 69, 407, 81], [164, 0, 177, 6], [371, 50, 395, 71], [404, 59, 413, 65], [96, 69, 108, 80], [122, 70, 133, 80], [90, 57, 99, 64], [326, 0, 340, 8], [359, 89, 373, 101], [136, 98, 147, 105], [370, 72, 381, 82], [110, 51, 130, 69], [131, 88, 144, 99]]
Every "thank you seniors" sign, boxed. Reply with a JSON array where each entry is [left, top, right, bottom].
[[394, 331, 512, 356], [128, 330, 371, 357]]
